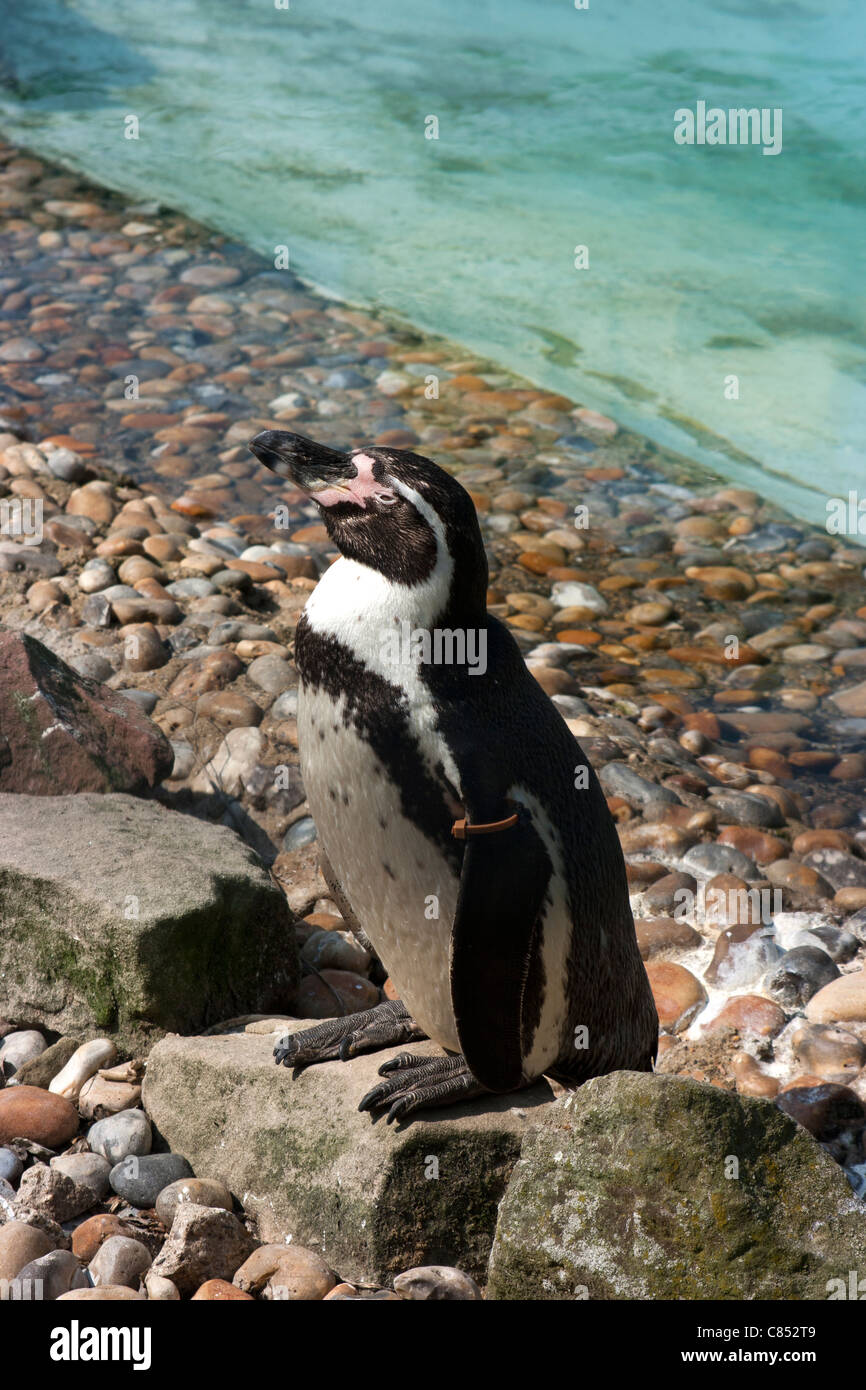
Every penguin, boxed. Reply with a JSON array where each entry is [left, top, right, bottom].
[[248, 429, 658, 1121]]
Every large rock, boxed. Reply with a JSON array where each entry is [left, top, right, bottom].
[[0, 632, 172, 794], [143, 1023, 556, 1283], [487, 1071, 866, 1300], [0, 794, 298, 1050]]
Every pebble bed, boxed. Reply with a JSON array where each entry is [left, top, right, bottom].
[[2, 137, 866, 1298]]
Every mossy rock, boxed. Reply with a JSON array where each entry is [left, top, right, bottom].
[[487, 1070, 866, 1300], [0, 792, 298, 1052]]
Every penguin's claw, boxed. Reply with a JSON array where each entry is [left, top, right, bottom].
[[274, 998, 426, 1071], [358, 1053, 487, 1123]]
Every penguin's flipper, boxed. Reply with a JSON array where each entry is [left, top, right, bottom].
[[274, 998, 426, 1070], [451, 809, 552, 1093]]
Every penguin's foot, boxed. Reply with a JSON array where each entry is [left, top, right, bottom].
[[274, 998, 427, 1070], [358, 1052, 487, 1124]]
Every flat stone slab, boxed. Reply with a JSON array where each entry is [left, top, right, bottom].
[[142, 1023, 557, 1283], [0, 793, 298, 1051]]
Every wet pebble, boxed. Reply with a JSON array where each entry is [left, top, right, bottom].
[[644, 961, 706, 1031], [701, 994, 786, 1038], [641, 871, 697, 914], [806, 970, 866, 1024], [790, 1023, 866, 1085], [802, 848, 866, 891], [763, 946, 840, 1009], [777, 1083, 866, 1143], [705, 925, 782, 989], [791, 923, 859, 964]]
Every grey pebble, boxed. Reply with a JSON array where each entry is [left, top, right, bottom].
[[165, 577, 215, 598], [211, 568, 251, 591], [109, 1152, 194, 1208], [89, 1235, 152, 1289], [50, 1152, 112, 1200], [119, 689, 158, 714], [764, 947, 840, 1009], [707, 790, 784, 829], [282, 816, 317, 851], [247, 654, 296, 694], [682, 843, 760, 880], [0, 1146, 24, 1186], [791, 924, 860, 964], [69, 653, 114, 682], [87, 1109, 152, 1164], [270, 688, 299, 719], [599, 762, 679, 806]]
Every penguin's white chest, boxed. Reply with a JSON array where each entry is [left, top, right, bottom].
[[297, 682, 462, 1052]]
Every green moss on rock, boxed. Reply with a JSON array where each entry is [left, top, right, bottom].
[[487, 1071, 866, 1300]]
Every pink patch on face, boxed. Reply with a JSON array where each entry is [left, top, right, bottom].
[[311, 451, 395, 509]]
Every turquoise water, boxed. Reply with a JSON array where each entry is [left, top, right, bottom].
[[1, 0, 864, 525]]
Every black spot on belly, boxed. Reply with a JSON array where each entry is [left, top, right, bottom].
[[379, 817, 387, 829], [329, 789, 336, 800], [342, 793, 350, 806], [318, 730, 325, 741], [294, 615, 460, 873], [383, 863, 396, 880]]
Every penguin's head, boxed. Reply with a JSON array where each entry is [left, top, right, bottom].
[[249, 430, 487, 607]]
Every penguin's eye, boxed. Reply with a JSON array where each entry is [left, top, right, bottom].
[[375, 492, 398, 506]]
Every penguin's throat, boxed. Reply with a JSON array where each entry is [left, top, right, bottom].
[[307, 553, 456, 636], [303, 555, 486, 685]]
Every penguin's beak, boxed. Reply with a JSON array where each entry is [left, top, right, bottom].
[[248, 430, 353, 492]]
